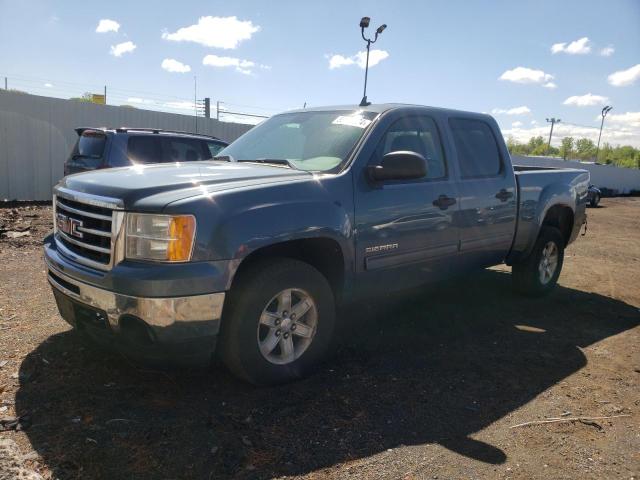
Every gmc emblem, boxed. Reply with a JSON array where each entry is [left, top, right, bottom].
[[56, 213, 84, 239]]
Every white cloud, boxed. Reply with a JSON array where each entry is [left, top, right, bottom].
[[491, 106, 531, 115], [499, 67, 554, 85], [110, 41, 136, 57], [162, 16, 259, 49], [603, 111, 640, 128], [44, 83, 53, 88], [531, 120, 538, 125], [202, 54, 269, 75], [164, 100, 197, 110], [608, 64, 640, 87], [96, 19, 120, 33], [551, 37, 591, 55], [563, 93, 609, 107], [161, 58, 191, 73], [512, 121, 523, 128], [542, 82, 557, 89], [328, 49, 389, 69], [600, 46, 615, 57]]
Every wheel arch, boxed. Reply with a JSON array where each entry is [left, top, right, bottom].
[[229, 237, 348, 304]]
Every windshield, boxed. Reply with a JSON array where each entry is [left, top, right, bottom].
[[218, 110, 378, 172]]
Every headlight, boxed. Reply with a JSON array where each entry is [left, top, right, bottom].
[[125, 213, 196, 262]]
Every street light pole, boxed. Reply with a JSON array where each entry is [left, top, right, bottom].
[[546, 117, 561, 151], [596, 105, 612, 162], [359, 17, 386, 107]]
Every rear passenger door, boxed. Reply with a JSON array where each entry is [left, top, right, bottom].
[[448, 117, 517, 269]]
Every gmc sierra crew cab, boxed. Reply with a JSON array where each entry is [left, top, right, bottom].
[[44, 104, 589, 384]]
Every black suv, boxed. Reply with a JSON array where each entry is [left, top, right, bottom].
[[64, 127, 228, 176]]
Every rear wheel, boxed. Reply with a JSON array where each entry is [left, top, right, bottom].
[[219, 258, 335, 385], [513, 226, 564, 296], [590, 194, 600, 207]]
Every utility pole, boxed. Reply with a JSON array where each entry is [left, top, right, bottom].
[[194, 76, 198, 133], [216, 101, 220, 121], [204, 98, 211, 119], [596, 105, 612, 162], [546, 117, 561, 151], [104, 85, 107, 104], [4, 77, 7, 90]]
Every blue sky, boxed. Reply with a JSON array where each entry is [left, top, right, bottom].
[[1, 0, 639, 145]]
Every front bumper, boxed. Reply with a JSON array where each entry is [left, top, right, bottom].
[[46, 253, 226, 367]]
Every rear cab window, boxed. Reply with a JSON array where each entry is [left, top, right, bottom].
[[449, 118, 503, 178], [69, 130, 107, 168]]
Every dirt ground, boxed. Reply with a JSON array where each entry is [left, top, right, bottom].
[[0, 198, 639, 480]]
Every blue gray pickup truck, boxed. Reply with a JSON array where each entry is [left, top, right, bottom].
[[44, 104, 589, 384]]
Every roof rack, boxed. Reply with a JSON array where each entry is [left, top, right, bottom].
[[74, 126, 222, 141]]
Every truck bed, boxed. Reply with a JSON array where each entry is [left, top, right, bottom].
[[508, 166, 590, 263]]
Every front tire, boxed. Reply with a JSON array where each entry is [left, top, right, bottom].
[[219, 258, 335, 385], [590, 195, 600, 207], [512, 226, 564, 297]]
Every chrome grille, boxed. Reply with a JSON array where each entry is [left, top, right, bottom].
[[53, 188, 124, 271]]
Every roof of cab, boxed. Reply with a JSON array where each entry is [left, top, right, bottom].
[[283, 103, 494, 120]]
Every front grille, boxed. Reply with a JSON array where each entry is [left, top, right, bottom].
[[54, 194, 116, 270]]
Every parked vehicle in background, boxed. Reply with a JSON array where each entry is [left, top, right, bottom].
[[587, 184, 601, 207], [45, 104, 590, 385], [63, 127, 228, 176]]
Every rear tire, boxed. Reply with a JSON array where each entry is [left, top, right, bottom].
[[513, 226, 564, 297], [590, 195, 600, 208], [219, 258, 335, 385]]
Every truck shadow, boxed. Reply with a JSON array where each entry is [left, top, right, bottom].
[[15, 269, 639, 479]]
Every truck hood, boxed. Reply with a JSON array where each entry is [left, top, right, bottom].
[[58, 161, 312, 210]]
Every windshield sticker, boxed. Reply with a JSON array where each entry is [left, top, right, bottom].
[[332, 114, 372, 129]]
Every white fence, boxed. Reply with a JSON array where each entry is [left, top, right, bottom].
[[512, 155, 640, 194], [0, 90, 253, 201]]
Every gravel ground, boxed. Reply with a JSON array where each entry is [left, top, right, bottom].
[[0, 198, 639, 479]]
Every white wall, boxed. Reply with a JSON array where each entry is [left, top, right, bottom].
[[512, 155, 640, 194]]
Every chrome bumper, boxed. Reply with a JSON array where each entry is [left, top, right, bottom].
[[47, 263, 225, 333]]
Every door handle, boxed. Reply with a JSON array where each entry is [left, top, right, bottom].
[[433, 195, 457, 210], [495, 189, 514, 202]]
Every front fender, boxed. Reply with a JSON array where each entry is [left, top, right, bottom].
[[164, 173, 355, 268]]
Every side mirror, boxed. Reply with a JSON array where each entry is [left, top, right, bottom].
[[368, 151, 427, 182]]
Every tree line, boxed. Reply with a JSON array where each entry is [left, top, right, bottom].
[[506, 136, 640, 169]]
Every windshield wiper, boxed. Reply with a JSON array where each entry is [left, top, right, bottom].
[[72, 154, 101, 159], [212, 155, 234, 162], [238, 158, 296, 169]]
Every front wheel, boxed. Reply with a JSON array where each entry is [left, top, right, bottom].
[[219, 258, 335, 385], [512, 226, 565, 296], [590, 195, 600, 207]]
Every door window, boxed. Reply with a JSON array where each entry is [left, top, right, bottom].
[[449, 118, 502, 178], [375, 116, 447, 180], [164, 138, 206, 162], [206, 141, 225, 158], [127, 136, 163, 164]]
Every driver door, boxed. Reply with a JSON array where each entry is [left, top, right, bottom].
[[353, 114, 460, 295]]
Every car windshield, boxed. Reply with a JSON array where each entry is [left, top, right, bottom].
[[218, 110, 378, 172]]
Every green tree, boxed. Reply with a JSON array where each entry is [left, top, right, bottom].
[[575, 138, 596, 160], [506, 136, 639, 169], [560, 137, 574, 160]]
